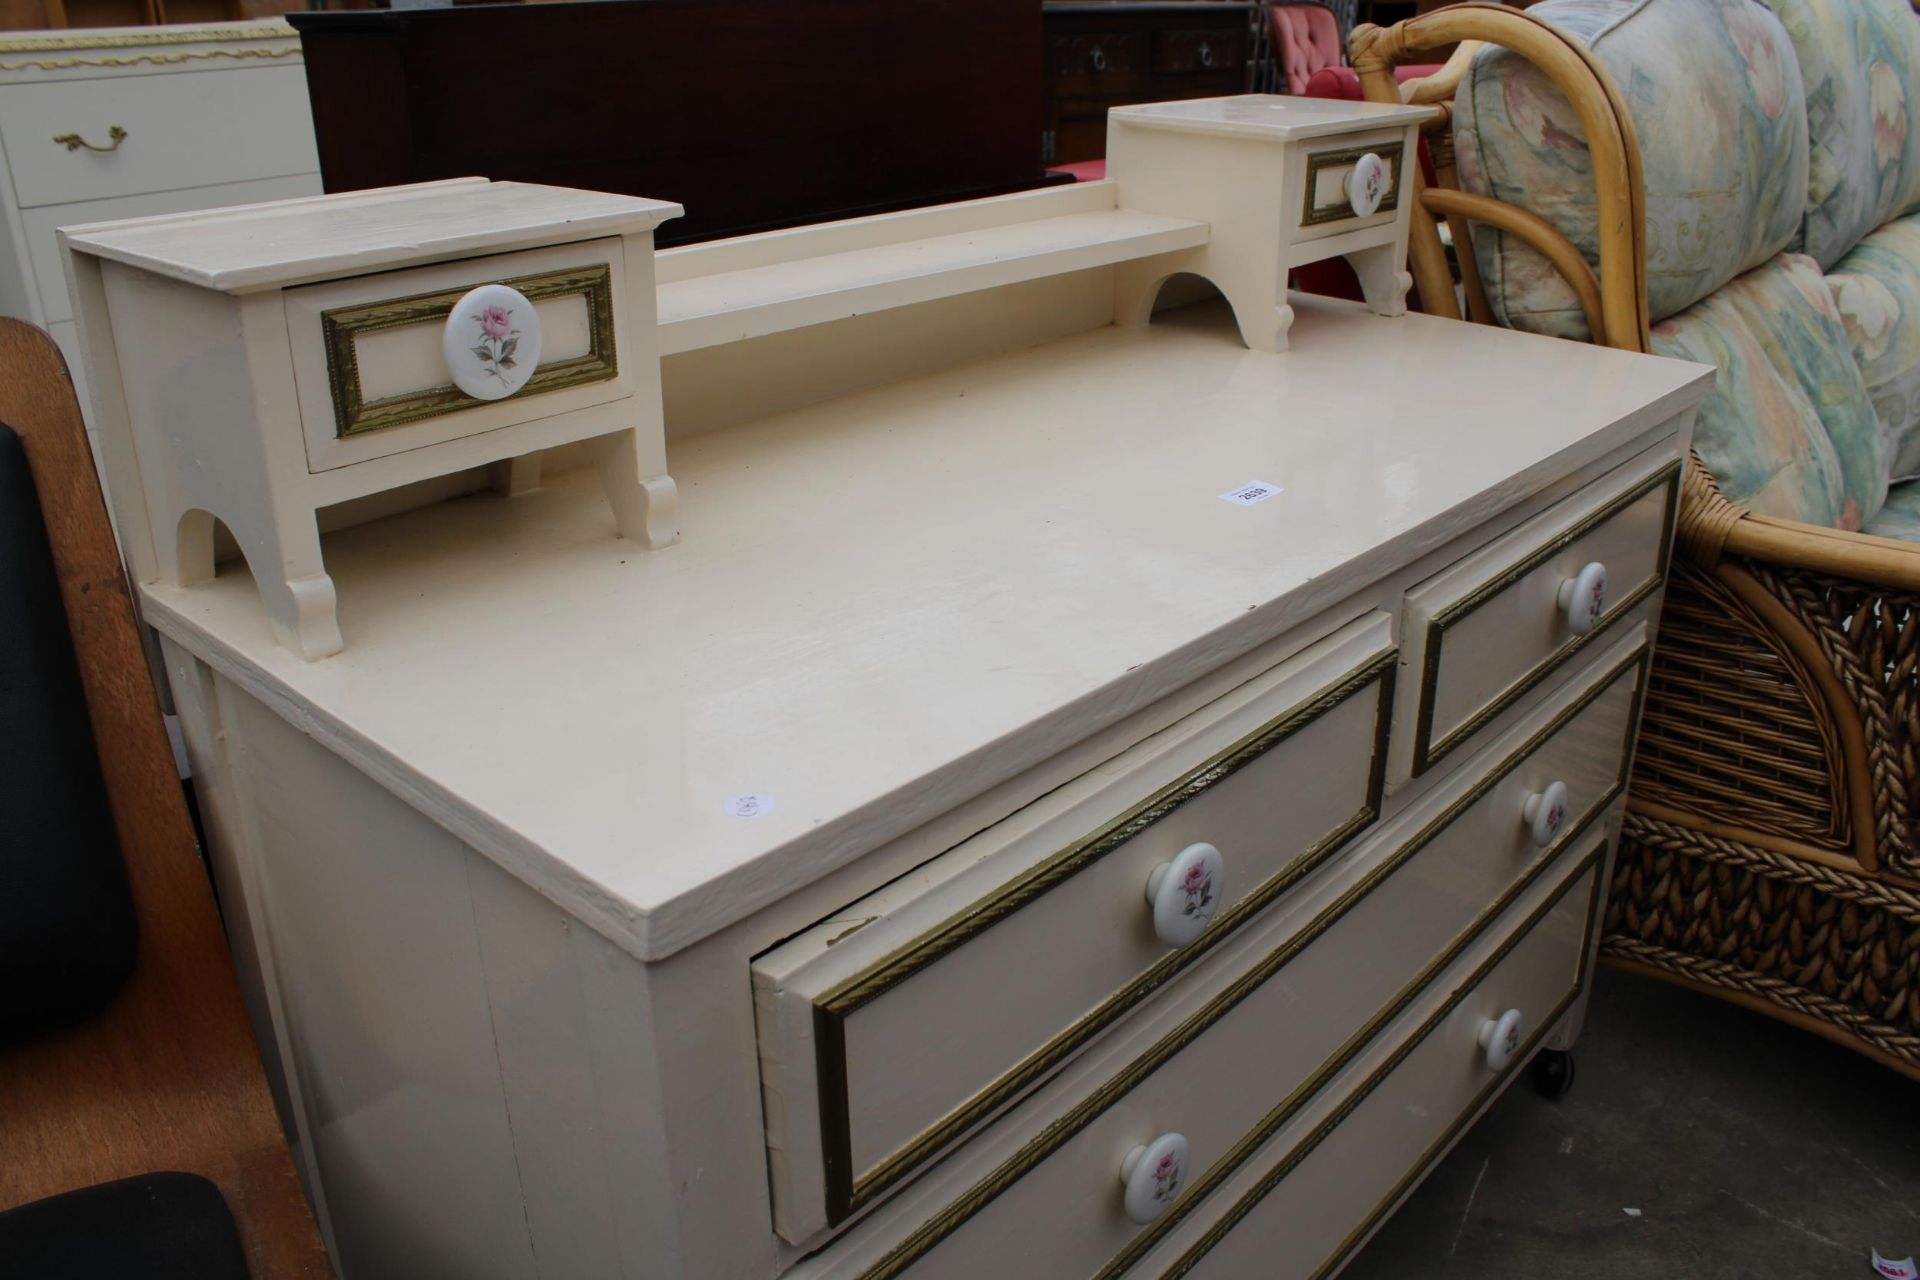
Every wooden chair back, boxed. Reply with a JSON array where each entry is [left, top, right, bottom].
[[0, 318, 330, 1278]]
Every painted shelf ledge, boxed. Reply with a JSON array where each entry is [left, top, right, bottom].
[[655, 209, 1209, 355]]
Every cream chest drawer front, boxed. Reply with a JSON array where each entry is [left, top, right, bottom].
[[1168, 855, 1603, 1280], [753, 614, 1396, 1243], [285, 238, 633, 473], [829, 635, 1640, 1280], [0, 66, 317, 209], [1405, 450, 1679, 777]]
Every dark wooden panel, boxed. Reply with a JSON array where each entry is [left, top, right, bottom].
[[1042, 1, 1255, 166], [291, 0, 1055, 248]]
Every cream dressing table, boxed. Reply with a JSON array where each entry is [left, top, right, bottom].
[[65, 98, 1711, 1280]]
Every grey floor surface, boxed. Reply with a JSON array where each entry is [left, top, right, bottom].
[[1346, 967, 1919, 1279]]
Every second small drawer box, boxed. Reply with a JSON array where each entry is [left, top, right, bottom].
[[753, 614, 1395, 1242]]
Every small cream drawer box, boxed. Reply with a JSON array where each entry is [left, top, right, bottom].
[[0, 65, 317, 209], [820, 634, 1640, 1280], [1403, 449, 1679, 776], [752, 613, 1396, 1243], [1106, 96, 1433, 353], [1166, 856, 1603, 1279], [65, 179, 682, 661]]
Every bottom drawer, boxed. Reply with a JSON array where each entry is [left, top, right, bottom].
[[1162, 854, 1603, 1279]]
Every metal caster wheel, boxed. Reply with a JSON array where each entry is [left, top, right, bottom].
[[1531, 1049, 1576, 1100]]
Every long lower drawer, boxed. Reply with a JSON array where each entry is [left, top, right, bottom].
[[814, 634, 1642, 1280], [1162, 855, 1603, 1279]]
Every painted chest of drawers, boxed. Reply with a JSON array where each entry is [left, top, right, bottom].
[[0, 20, 319, 400], [83, 169, 1710, 1278]]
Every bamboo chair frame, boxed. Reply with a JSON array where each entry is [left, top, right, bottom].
[[1350, 5, 1920, 1080]]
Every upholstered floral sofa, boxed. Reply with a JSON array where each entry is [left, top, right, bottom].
[[1351, 0, 1920, 1078]]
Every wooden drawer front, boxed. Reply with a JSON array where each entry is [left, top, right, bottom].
[[1407, 452, 1679, 776], [26, 176, 320, 325], [1048, 32, 1150, 93], [0, 67, 318, 210], [285, 239, 633, 473], [1170, 857, 1602, 1280], [1298, 135, 1406, 232], [754, 615, 1395, 1242], [832, 641, 1640, 1280], [1151, 28, 1245, 74]]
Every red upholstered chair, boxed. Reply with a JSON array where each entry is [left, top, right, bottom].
[[1272, 3, 1345, 94]]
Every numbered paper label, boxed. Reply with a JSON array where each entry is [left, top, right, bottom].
[[1220, 481, 1283, 507]]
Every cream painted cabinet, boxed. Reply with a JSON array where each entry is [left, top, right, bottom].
[[70, 166, 1713, 1279], [0, 21, 319, 402]]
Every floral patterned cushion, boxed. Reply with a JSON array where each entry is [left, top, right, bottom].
[[1863, 476, 1920, 541], [1651, 254, 1886, 527], [1828, 213, 1920, 482], [1762, 0, 1920, 269], [1454, 0, 1809, 340]]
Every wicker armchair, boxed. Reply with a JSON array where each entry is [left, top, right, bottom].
[[1349, 2, 1920, 1080]]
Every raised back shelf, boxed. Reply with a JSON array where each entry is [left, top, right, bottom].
[[654, 182, 1207, 356]]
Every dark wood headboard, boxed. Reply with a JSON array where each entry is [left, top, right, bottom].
[[289, 0, 1059, 248]]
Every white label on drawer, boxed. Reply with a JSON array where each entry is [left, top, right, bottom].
[[1220, 481, 1283, 506], [725, 793, 777, 819], [1874, 1252, 1918, 1279]]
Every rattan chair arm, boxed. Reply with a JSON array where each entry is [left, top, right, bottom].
[[1720, 515, 1920, 594], [1419, 188, 1605, 337], [1676, 454, 1920, 590], [1400, 40, 1483, 104], [1351, 3, 1648, 350]]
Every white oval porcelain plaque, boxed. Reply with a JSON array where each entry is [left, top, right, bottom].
[[444, 283, 542, 401]]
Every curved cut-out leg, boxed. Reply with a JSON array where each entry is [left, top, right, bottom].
[[1348, 243, 1413, 318], [590, 429, 680, 549], [1229, 295, 1295, 354], [228, 514, 345, 660], [264, 571, 343, 661], [1114, 260, 1174, 330], [171, 508, 217, 587]]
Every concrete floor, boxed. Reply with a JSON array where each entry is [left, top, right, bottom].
[[1348, 966, 1920, 1279]]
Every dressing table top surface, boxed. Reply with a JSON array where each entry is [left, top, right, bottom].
[[141, 298, 1709, 959]]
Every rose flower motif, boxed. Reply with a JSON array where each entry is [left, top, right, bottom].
[[478, 304, 513, 341]]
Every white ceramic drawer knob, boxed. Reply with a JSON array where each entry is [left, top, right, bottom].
[[1145, 841, 1225, 947], [1522, 780, 1571, 848], [1557, 561, 1609, 634], [1119, 1132, 1190, 1225], [1478, 1008, 1525, 1072], [1346, 152, 1388, 217], [444, 282, 544, 401]]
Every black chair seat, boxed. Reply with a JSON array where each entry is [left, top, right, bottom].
[[0, 1173, 248, 1280]]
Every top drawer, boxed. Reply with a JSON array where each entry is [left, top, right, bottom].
[[0, 66, 318, 209], [753, 614, 1394, 1243], [1151, 27, 1245, 74], [1405, 449, 1679, 775], [1046, 31, 1150, 93]]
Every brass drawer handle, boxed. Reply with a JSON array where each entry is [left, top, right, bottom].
[[52, 125, 127, 154]]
